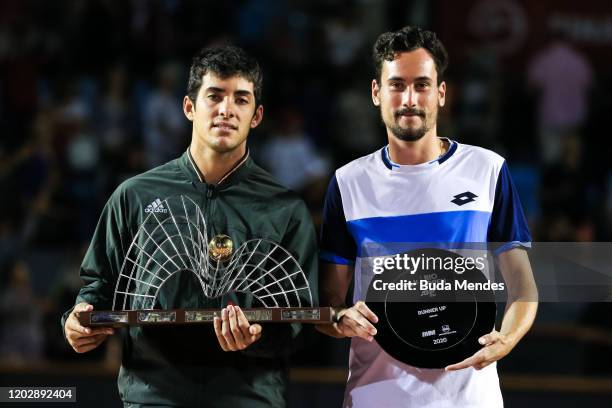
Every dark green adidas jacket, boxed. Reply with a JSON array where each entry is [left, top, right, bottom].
[[62, 150, 318, 407]]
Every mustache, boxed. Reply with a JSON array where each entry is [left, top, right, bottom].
[[395, 108, 425, 118]]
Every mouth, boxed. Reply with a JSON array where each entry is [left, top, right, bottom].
[[212, 122, 238, 131], [396, 109, 424, 119], [397, 112, 424, 119]]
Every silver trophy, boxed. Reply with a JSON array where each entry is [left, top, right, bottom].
[[78, 195, 335, 327]]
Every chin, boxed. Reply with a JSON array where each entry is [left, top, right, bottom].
[[211, 143, 236, 153], [396, 135, 425, 142], [214, 137, 247, 153], [392, 127, 427, 142]]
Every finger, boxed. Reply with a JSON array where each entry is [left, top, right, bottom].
[[475, 361, 492, 370], [71, 303, 94, 333], [478, 331, 501, 346], [248, 324, 262, 342], [74, 344, 95, 353], [354, 301, 379, 324], [83, 327, 115, 336], [73, 333, 108, 348], [69, 304, 114, 337], [445, 354, 482, 371], [339, 317, 374, 341], [67, 317, 113, 338], [74, 303, 94, 313], [221, 308, 237, 351], [73, 334, 108, 353], [335, 321, 359, 338], [234, 307, 253, 338], [74, 340, 104, 354], [345, 309, 377, 335], [213, 317, 229, 351], [66, 314, 93, 336], [228, 306, 247, 349]]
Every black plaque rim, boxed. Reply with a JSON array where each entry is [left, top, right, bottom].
[[365, 248, 497, 369]]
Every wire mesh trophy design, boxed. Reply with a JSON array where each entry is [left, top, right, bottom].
[[78, 195, 335, 327]]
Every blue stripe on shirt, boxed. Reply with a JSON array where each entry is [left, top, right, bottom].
[[347, 210, 491, 256]]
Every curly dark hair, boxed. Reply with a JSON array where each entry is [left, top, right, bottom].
[[187, 45, 263, 106], [373, 26, 448, 83]]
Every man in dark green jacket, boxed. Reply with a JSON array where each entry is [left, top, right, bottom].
[[62, 46, 318, 407]]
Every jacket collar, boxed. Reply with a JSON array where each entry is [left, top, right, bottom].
[[179, 147, 251, 187]]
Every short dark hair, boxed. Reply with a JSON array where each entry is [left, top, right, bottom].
[[373, 26, 448, 83], [187, 45, 263, 106]]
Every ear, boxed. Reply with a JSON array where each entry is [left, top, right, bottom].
[[438, 81, 446, 108], [183, 95, 195, 121], [250, 104, 264, 129], [372, 79, 381, 106]]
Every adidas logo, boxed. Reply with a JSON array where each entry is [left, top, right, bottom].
[[144, 198, 168, 214]]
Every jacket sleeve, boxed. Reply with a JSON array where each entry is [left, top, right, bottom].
[[60, 187, 130, 336], [242, 199, 318, 358]]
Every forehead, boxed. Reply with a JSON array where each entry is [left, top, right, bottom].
[[381, 48, 438, 82], [200, 72, 255, 94]]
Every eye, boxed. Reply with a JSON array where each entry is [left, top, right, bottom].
[[207, 94, 222, 102], [389, 82, 404, 90], [415, 82, 430, 91], [236, 98, 249, 105]]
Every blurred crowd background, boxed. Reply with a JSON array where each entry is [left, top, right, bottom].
[[1, 0, 611, 406]]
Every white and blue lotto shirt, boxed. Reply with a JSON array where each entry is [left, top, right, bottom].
[[320, 139, 531, 408]]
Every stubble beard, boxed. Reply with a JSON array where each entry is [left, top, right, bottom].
[[388, 121, 428, 141], [382, 107, 437, 142]]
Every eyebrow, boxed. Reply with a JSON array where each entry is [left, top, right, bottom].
[[386, 76, 433, 82], [205, 87, 253, 97]]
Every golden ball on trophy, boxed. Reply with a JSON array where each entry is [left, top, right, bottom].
[[208, 234, 233, 262]]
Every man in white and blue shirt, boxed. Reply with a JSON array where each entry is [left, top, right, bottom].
[[316, 26, 538, 407]]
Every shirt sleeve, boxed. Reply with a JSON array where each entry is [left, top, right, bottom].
[[60, 187, 129, 334], [319, 174, 357, 265], [487, 161, 532, 254]]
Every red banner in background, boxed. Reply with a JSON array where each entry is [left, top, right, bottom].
[[432, 0, 612, 72]]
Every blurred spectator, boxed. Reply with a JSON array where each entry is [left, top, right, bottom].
[[97, 64, 140, 194], [236, 0, 282, 47], [0, 219, 19, 275], [260, 106, 330, 192], [538, 132, 592, 241], [54, 80, 104, 242], [142, 62, 187, 168], [0, 260, 44, 363], [98, 64, 134, 156], [0, 110, 56, 246], [528, 28, 593, 165], [332, 76, 381, 165], [324, 5, 366, 68], [455, 47, 503, 150]]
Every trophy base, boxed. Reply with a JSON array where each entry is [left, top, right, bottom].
[[77, 307, 337, 327]]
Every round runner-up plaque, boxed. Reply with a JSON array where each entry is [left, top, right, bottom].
[[366, 248, 497, 369]]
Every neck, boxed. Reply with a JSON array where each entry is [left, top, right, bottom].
[[189, 138, 247, 185], [387, 129, 446, 165]]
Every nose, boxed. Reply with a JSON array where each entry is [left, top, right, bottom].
[[218, 96, 234, 118], [401, 87, 417, 107]]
